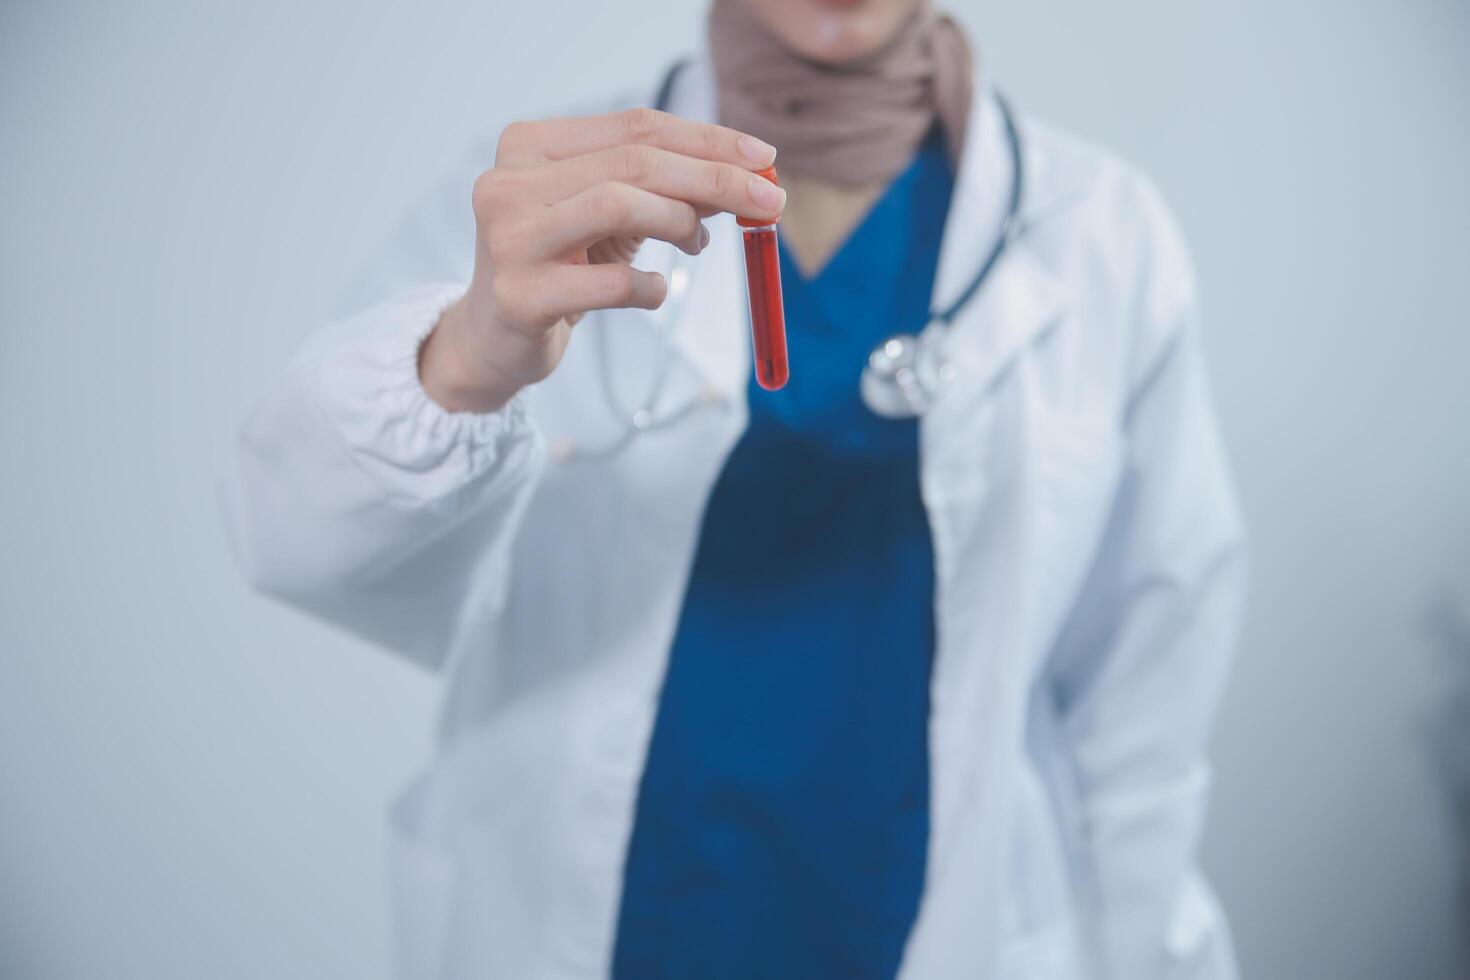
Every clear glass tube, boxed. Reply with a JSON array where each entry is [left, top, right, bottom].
[[741, 222, 788, 391]]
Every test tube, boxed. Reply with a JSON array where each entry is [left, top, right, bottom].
[[738, 166, 789, 391]]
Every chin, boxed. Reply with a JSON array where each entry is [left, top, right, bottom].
[[743, 0, 922, 65]]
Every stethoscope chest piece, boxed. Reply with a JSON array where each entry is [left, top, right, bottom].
[[860, 330, 956, 420]]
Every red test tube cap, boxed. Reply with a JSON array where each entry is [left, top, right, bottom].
[[737, 166, 780, 228]]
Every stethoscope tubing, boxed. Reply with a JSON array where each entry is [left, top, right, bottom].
[[563, 60, 1024, 458]]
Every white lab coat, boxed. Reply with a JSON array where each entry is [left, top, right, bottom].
[[223, 56, 1245, 980]]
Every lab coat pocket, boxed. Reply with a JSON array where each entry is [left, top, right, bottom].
[[387, 777, 456, 980], [1032, 410, 1121, 545], [998, 762, 1085, 979], [1165, 873, 1239, 979], [1029, 411, 1124, 648]]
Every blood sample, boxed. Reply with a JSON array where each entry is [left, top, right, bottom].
[[738, 166, 789, 391]]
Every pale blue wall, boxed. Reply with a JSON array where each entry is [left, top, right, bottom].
[[2, 1, 1467, 977]]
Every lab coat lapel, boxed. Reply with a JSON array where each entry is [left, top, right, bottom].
[[930, 88, 1071, 401], [903, 90, 1085, 979]]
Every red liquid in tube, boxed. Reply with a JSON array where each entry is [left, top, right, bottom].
[[738, 167, 789, 391]]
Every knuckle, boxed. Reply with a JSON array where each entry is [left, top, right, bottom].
[[698, 125, 724, 160], [471, 169, 507, 217], [614, 144, 656, 183], [618, 107, 664, 143], [707, 162, 733, 199], [495, 120, 530, 161], [589, 181, 633, 227]]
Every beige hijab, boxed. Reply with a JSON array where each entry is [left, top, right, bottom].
[[708, 0, 973, 186]]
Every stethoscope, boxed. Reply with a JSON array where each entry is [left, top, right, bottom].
[[566, 61, 1023, 461]]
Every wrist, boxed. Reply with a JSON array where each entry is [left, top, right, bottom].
[[418, 295, 525, 413]]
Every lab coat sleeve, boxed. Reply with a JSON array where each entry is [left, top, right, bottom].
[[220, 90, 648, 671], [1045, 191, 1246, 979], [221, 282, 545, 672]]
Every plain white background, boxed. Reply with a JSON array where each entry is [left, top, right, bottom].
[[3, 1, 1469, 977]]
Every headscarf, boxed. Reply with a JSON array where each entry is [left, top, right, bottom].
[[708, 0, 973, 186]]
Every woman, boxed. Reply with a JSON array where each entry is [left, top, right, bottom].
[[224, 1, 1246, 977]]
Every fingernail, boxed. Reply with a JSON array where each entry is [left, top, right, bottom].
[[737, 135, 777, 167], [699, 224, 710, 250], [748, 174, 786, 212]]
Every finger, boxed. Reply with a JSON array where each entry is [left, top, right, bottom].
[[539, 144, 785, 225], [515, 264, 669, 325], [495, 107, 777, 171], [533, 182, 704, 260]]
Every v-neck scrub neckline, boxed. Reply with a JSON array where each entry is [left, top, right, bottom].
[[612, 131, 956, 980]]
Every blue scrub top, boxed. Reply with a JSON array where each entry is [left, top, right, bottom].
[[613, 132, 955, 980]]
